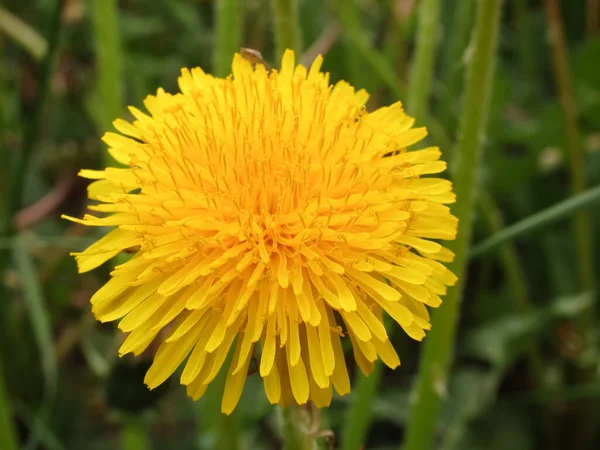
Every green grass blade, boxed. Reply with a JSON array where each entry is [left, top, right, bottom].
[[199, 350, 239, 450], [407, 0, 441, 122], [271, 0, 302, 56], [12, 236, 58, 450], [332, 0, 406, 99], [332, 0, 451, 150], [544, 0, 596, 302], [403, 1, 504, 448], [340, 362, 383, 450], [0, 8, 47, 61], [13, 402, 65, 450], [439, 0, 475, 129], [470, 184, 600, 259], [90, 0, 123, 167], [0, 359, 18, 450], [214, 0, 243, 77], [0, 0, 65, 238]]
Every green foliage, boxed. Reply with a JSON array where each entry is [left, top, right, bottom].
[[0, 0, 599, 449]]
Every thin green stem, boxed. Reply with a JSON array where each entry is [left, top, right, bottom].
[[0, 7, 48, 61], [199, 351, 239, 450], [470, 184, 600, 259], [383, 0, 408, 79], [544, 0, 595, 300], [512, 0, 538, 100], [271, 0, 302, 57], [215, 0, 242, 77], [332, 0, 451, 151], [90, 0, 123, 158], [407, 0, 440, 122], [0, 359, 18, 450], [0, 0, 65, 238], [544, 4, 597, 448], [340, 363, 383, 450], [403, 1, 504, 449], [440, 0, 475, 129]]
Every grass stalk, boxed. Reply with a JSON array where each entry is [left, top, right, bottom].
[[90, 0, 123, 159], [544, 0, 596, 304], [544, 2, 597, 447], [403, 1, 504, 448], [470, 184, 600, 259], [0, 358, 18, 450], [440, 0, 475, 129], [215, 0, 242, 77], [332, 0, 451, 150], [406, 0, 440, 122], [383, 0, 409, 78], [89, 3, 151, 448], [340, 363, 383, 450], [13, 237, 58, 450], [0, 0, 65, 238], [0, 7, 48, 61], [198, 351, 239, 449], [512, 0, 539, 100], [0, 5, 65, 445], [271, 0, 302, 57], [333, 0, 406, 99]]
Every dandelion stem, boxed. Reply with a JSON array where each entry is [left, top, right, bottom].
[[403, 1, 504, 448], [215, 0, 243, 77], [271, 0, 302, 57], [407, 0, 440, 122], [90, 0, 123, 157], [280, 406, 315, 450]]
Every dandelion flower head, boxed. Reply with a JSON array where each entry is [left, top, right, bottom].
[[64, 50, 458, 414]]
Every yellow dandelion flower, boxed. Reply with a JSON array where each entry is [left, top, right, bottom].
[[63, 50, 458, 414]]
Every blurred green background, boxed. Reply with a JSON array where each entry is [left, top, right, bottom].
[[1, 0, 600, 449]]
